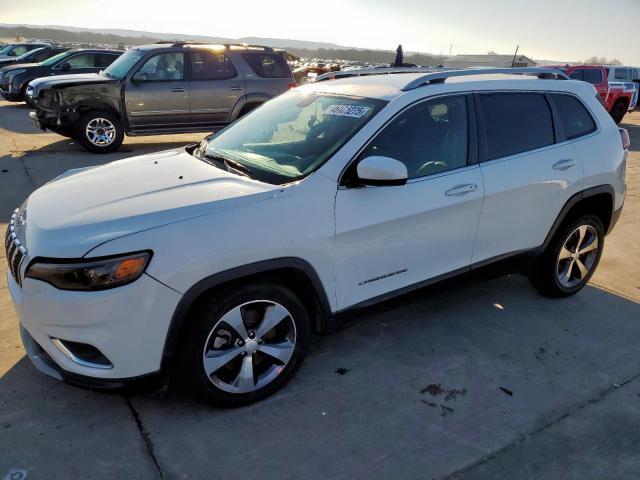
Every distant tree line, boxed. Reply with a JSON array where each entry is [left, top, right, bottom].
[[0, 26, 161, 46], [285, 47, 441, 65], [584, 56, 622, 66], [0, 25, 444, 65]]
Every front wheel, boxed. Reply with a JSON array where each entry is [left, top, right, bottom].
[[76, 111, 124, 153], [529, 215, 604, 298], [177, 283, 311, 407]]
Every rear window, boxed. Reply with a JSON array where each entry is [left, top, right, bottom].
[[552, 94, 596, 140], [614, 68, 631, 81], [479, 93, 555, 160], [582, 69, 602, 84], [242, 53, 291, 78], [190, 51, 236, 80]]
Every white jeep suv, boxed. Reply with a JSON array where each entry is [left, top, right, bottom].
[[7, 68, 628, 406]]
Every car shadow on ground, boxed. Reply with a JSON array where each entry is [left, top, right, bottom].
[[2, 271, 640, 479], [622, 120, 640, 152]]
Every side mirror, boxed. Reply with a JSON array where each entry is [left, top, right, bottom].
[[60, 62, 71, 71], [132, 72, 148, 82], [356, 156, 407, 186]]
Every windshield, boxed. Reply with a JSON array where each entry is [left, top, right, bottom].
[[202, 91, 386, 184], [41, 50, 72, 66], [0, 45, 13, 55], [103, 49, 144, 79]]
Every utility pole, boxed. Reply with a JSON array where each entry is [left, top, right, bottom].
[[450, 44, 453, 56], [510, 44, 520, 68]]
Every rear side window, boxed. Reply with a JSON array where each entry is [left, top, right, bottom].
[[190, 51, 236, 80], [552, 94, 596, 140], [96, 53, 119, 68], [569, 69, 584, 81], [614, 68, 631, 81], [479, 93, 555, 160], [242, 53, 291, 78], [582, 69, 602, 84]]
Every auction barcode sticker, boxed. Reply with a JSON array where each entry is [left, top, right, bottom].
[[323, 105, 370, 118]]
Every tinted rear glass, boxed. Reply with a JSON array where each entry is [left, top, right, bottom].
[[479, 93, 555, 160], [242, 53, 291, 78], [552, 94, 596, 140], [582, 69, 602, 84], [614, 68, 631, 80]]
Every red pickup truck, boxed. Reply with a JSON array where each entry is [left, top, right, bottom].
[[543, 64, 633, 124]]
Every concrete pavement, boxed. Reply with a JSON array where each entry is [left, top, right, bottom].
[[1, 100, 639, 480]]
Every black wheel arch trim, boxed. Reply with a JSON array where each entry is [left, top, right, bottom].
[[161, 257, 334, 359], [539, 184, 616, 254]]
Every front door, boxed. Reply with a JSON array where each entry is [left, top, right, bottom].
[[334, 94, 484, 310], [125, 51, 190, 128], [188, 50, 244, 126]]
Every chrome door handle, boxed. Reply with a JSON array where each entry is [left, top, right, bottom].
[[170, 88, 185, 93], [445, 183, 477, 196], [553, 159, 576, 171], [229, 86, 244, 91]]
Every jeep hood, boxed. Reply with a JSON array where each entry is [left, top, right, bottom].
[[25, 149, 283, 257]]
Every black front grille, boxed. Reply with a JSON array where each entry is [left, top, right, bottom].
[[5, 213, 26, 287]]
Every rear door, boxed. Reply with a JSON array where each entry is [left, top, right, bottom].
[[188, 49, 244, 125], [125, 51, 190, 128], [334, 94, 484, 310], [472, 92, 584, 264]]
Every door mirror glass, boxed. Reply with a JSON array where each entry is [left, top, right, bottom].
[[60, 62, 71, 71], [356, 156, 407, 186], [132, 71, 148, 82]]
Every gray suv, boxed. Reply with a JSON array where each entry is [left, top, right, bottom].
[[29, 42, 295, 153]]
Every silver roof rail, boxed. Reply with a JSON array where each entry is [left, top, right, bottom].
[[401, 67, 569, 91], [314, 66, 445, 83]]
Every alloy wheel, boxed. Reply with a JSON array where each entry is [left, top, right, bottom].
[[85, 118, 116, 146], [202, 300, 297, 393], [556, 224, 599, 288]]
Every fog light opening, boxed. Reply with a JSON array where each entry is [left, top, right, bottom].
[[51, 338, 113, 370]]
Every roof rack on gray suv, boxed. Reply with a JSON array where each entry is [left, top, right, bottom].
[[155, 40, 275, 51]]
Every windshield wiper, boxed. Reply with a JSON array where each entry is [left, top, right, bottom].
[[203, 153, 253, 178]]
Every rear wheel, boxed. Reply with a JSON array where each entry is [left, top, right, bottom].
[[177, 283, 311, 407], [529, 215, 604, 297], [610, 100, 627, 124], [76, 111, 124, 153]]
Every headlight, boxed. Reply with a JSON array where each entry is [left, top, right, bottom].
[[26, 251, 152, 291]]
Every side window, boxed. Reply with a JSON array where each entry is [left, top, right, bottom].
[[479, 93, 555, 160], [190, 51, 236, 80], [569, 69, 584, 81], [552, 94, 596, 140], [137, 52, 184, 81], [359, 95, 469, 179], [614, 68, 630, 81], [582, 69, 603, 85], [242, 53, 291, 78], [32, 50, 53, 62], [63, 53, 96, 69], [11, 46, 29, 57], [95, 53, 118, 68]]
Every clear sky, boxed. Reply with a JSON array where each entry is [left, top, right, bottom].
[[2, 0, 639, 64]]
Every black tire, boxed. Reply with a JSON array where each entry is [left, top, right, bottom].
[[610, 100, 627, 124], [529, 215, 604, 298], [176, 283, 311, 407], [76, 110, 124, 153]]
